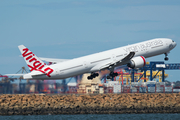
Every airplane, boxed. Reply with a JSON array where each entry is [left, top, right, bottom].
[[7, 38, 177, 80]]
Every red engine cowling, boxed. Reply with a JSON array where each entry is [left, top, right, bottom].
[[127, 56, 146, 68]]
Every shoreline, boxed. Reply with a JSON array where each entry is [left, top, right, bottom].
[[0, 93, 180, 115]]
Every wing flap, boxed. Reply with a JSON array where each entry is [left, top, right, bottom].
[[115, 52, 135, 66], [90, 52, 135, 72]]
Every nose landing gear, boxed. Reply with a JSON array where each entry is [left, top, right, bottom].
[[164, 53, 169, 61]]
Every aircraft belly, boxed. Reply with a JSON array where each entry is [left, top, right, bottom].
[[51, 67, 91, 79], [62, 68, 90, 77]]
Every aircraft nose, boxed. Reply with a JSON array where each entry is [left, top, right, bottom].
[[172, 40, 177, 47], [169, 40, 177, 49]]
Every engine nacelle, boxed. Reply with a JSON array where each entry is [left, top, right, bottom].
[[127, 56, 146, 69]]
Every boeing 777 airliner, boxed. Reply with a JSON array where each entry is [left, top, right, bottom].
[[7, 38, 177, 80]]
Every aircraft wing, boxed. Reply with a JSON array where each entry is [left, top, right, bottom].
[[39, 57, 70, 64], [90, 52, 135, 72]]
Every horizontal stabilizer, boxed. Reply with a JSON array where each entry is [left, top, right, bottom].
[[30, 71, 46, 76], [39, 57, 70, 64], [5, 74, 25, 76]]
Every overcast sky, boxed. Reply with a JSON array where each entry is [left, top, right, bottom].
[[0, 0, 180, 82]]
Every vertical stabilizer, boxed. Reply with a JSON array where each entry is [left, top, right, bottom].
[[18, 45, 54, 77], [18, 45, 46, 71]]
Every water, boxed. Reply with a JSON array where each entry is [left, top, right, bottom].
[[1, 114, 180, 120]]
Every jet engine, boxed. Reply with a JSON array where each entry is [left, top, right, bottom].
[[127, 56, 146, 69]]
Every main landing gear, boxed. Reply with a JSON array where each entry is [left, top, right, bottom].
[[106, 65, 119, 79], [106, 72, 118, 79], [87, 72, 99, 80], [164, 53, 169, 61]]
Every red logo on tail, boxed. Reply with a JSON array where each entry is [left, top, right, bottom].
[[22, 48, 54, 77]]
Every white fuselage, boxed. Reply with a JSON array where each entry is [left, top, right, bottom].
[[23, 38, 176, 80]]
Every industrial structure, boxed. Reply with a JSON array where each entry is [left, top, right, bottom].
[[0, 61, 180, 94]]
